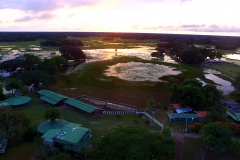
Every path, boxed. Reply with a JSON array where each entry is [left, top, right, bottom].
[[172, 132, 201, 160], [136, 111, 164, 128]]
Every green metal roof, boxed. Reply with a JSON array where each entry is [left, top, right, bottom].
[[37, 90, 68, 102], [64, 98, 97, 113], [4, 96, 31, 106], [226, 111, 240, 122], [37, 119, 69, 134], [42, 129, 61, 139], [0, 102, 9, 107], [42, 122, 89, 144], [168, 113, 199, 119], [40, 96, 58, 105]]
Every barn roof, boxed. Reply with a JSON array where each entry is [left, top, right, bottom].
[[37, 90, 68, 105], [64, 98, 98, 113]]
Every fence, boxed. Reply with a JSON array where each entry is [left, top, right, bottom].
[[102, 111, 136, 115]]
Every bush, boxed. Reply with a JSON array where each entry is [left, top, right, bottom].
[[24, 126, 38, 141]]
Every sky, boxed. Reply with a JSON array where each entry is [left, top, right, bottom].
[[0, 0, 240, 36]]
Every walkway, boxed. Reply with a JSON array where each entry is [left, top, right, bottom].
[[136, 111, 164, 128]]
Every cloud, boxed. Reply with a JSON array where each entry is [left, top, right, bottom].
[[0, 0, 103, 12], [15, 13, 55, 22]]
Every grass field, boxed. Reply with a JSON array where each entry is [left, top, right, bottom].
[[1, 93, 162, 159], [51, 56, 209, 108]]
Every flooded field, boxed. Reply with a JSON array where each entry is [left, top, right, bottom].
[[105, 62, 181, 82], [84, 46, 176, 63]]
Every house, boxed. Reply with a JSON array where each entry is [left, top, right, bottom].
[[38, 120, 92, 153], [170, 103, 193, 113], [168, 113, 199, 123]]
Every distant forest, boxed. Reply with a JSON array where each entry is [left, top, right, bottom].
[[0, 32, 240, 50]]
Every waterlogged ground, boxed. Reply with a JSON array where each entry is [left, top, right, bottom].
[[0, 44, 60, 62], [84, 46, 176, 63], [105, 62, 181, 82]]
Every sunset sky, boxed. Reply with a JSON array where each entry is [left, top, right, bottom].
[[0, 0, 240, 36]]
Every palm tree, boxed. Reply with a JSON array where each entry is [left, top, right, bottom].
[[44, 108, 62, 122]]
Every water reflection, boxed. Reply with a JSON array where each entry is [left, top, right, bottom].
[[105, 62, 181, 82], [198, 69, 235, 95], [225, 54, 240, 60], [83, 47, 176, 63]]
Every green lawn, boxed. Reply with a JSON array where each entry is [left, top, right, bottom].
[[2, 94, 162, 159]]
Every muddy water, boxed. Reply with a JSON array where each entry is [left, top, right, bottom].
[[105, 62, 181, 82]]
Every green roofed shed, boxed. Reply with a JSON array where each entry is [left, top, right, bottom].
[[37, 119, 70, 134], [64, 98, 98, 113], [4, 96, 31, 106], [38, 90, 68, 105]]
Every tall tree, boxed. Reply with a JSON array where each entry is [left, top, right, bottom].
[[201, 123, 233, 153], [0, 106, 30, 138], [23, 54, 41, 71], [98, 126, 176, 160], [44, 108, 62, 122]]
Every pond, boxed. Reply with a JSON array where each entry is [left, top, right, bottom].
[[105, 62, 181, 82], [198, 69, 235, 95]]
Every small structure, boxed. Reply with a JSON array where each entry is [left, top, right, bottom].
[[39, 121, 92, 153], [4, 96, 31, 108], [195, 111, 207, 122], [168, 113, 199, 123], [226, 109, 240, 122], [0, 137, 8, 154]]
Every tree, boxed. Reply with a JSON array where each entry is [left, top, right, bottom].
[[147, 98, 162, 110], [201, 123, 233, 153], [50, 56, 67, 69], [5, 79, 23, 94], [179, 85, 206, 110], [23, 54, 41, 71], [59, 46, 86, 61], [80, 146, 94, 160], [170, 83, 180, 103], [203, 110, 227, 124], [98, 126, 176, 160], [203, 84, 223, 107], [38, 59, 57, 74], [0, 106, 30, 138], [44, 108, 62, 122], [19, 70, 57, 87], [179, 49, 204, 64]]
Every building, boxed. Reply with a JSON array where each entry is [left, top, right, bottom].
[[221, 100, 240, 109], [38, 120, 92, 153], [168, 113, 199, 123], [194, 111, 207, 122]]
